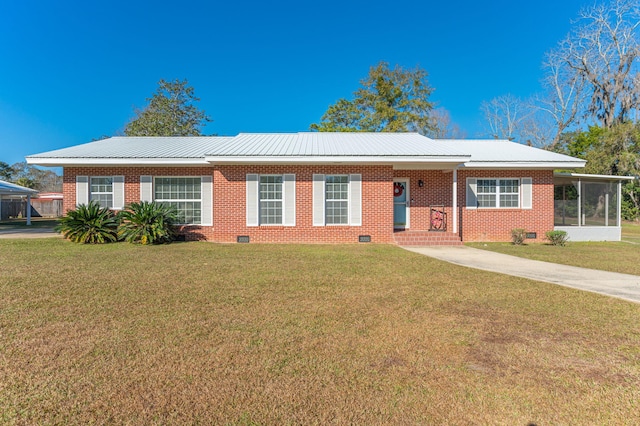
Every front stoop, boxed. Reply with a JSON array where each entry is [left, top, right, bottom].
[[393, 230, 463, 246]]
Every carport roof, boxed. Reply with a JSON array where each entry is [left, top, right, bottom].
[[0, 180, 38, 196]]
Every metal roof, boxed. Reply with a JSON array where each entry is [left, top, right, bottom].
[[438, 139, 587, 168], [26, 136, 234, 165], [209, 133, 466, 157], [26, 133, 586, 169], [0, 180, 38, 196]]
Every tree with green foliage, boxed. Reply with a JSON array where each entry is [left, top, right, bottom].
[[557, 123, 640, 220], [0, 161, 14, 180], [10, 161, 62, 192], [310, 62, 435, 134], [124, 78, 212, 136]]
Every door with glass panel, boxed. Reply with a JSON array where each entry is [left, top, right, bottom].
[[393, 178, 409, 229]]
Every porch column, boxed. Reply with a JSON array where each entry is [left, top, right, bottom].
[[452, 168, 458, 234], [26, 195, 32, 226], [617, 180, 622, 227], [577, 179, 582, 227]]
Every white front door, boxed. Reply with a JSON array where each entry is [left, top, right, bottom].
[[393, 178, 410, 229]]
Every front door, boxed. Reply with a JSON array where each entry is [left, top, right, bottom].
[[393, 179, 410, 229]]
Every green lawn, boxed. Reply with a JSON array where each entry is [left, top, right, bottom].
[[622, 221, 640, 244], [1, 240, 639, 424], [468, 222, 640, 275]]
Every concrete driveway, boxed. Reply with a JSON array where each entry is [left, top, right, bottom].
[[404, 246, 640, 304]]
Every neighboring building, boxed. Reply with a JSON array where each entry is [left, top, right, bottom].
[[32, 192, 64, 218], [0, 180, 38, 223], [26, 132, 610, 244]]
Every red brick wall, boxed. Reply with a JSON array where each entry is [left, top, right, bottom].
[[64, 165, 395, 243], [212, 165, 394, 243], [393, 170, 454, 231], [63, 166, 555, 243], [457, 169, 555, 242]]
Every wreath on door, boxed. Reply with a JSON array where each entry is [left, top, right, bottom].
[[394, 182, 405, 197]]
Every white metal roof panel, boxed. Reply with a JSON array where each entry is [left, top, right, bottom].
[[27, 136, 233, 159], [26, 134, 586, 169], [0, 179, 38, 195], [438, 139, 586, 165], [207, 133, 467, 157]]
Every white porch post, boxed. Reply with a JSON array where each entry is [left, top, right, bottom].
[[617, 180, 622, 227], [452, 168, 458, 234], [26, 195, 32, 226], [577, 179, 582, 227]]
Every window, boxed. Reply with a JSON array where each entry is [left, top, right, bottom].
[[259, 175, 283, 225], [154, 177, 202, 224], [312, 174, 361, 226], [476, 179, 520, 208], [325, 175, 349, 224], [90, 177, 113, 208]]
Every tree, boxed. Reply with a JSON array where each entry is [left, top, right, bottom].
[[535, 48, 587, 149], [550, 0, 640, 128], [480, 94, 534, 141], [310, 62, 435, 134], [0, 161, 14, 180], [10, 162, 62, 192], [558, 123, 640, 220], [423, 107, 467, 139], [124, 78, 212, 136]]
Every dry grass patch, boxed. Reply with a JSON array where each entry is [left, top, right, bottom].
[[1, 240, 639, 424]]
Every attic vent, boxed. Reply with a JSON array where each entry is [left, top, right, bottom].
[[358, 235, 371, 243], [237, 236, 250, 243]]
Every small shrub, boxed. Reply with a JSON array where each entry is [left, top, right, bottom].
[[118, 201, 178, 245], [55, 201, 119, 244], [546, 230, 569, 246], [511, 228, 527, 245]]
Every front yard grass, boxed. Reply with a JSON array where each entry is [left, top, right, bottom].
[[468, 222, 640, 276], [1, 239, 639, 424]]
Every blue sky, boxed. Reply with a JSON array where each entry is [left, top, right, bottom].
[[1, 0, 589, 166]]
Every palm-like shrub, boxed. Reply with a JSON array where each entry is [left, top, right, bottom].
[[118, 201, 178, 245], [55, 201, 119, 244]]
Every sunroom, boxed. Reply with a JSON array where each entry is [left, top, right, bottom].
[[554, 172, 637, 241]]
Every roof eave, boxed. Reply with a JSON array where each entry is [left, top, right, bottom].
[[462, 161, 587, 169], [204, 155, 471, 165], [25, 157, 209, 166], [554, 172, 637, 181]]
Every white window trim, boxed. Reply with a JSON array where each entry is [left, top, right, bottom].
[[258, 174, 284, 226], [246, 174, 295, 227], [153, 176, 203, 225], [89, 176, 115, 209], [313, 174, 362, 226], [476, 177, 521, 209], [325, 174, 350, 226]]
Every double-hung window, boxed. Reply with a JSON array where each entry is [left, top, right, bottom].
[[259, 175, 283, 225], [246, 174, 295, 226], [312, 174, 361, 226], [154, 177, 202, 224], [90, 177, 114, 208], [475, 178, 520, 208], [325, 175, 349, 224]]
